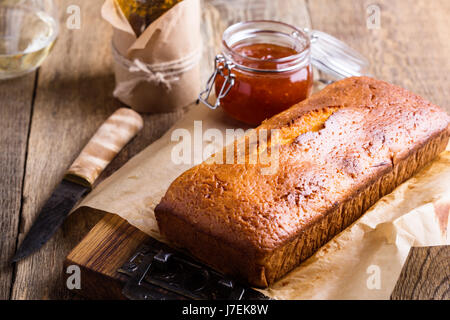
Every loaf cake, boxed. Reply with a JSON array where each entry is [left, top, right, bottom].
[[155, 77, 450, 287]]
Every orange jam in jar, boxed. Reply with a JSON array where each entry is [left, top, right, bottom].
[[213, 21, 313, 125]]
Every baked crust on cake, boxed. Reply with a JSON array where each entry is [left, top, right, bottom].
[[155, 77, 450, 287]]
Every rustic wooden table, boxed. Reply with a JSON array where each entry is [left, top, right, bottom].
[[1, 0, 449, 300]]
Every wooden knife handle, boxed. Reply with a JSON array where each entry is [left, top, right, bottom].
[[65, 108, 143, 188]]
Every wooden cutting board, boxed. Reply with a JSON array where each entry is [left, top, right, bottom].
[[64, 210, 150, 300], [65, 207, 450, 300]]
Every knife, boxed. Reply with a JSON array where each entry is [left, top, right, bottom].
[[12, 108, 144, 262]]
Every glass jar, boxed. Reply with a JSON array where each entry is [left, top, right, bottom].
[[210, 21, 312, 125], [199, 20, 370, 126], [0, 0, 59, 80]]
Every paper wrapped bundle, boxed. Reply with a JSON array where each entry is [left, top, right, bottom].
[[102, 0, 202, 113]]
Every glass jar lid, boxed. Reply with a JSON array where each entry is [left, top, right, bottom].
[[221, 20, 311, 73], [220, 21, 370, 78], [306, 29, 370, 79]]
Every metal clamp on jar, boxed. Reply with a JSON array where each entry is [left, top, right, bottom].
[[198, 20, 370, 125]]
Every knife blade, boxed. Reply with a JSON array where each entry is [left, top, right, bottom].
[[12, 108, 144, 262]]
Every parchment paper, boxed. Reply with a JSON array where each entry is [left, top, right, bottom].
[[77, 99, 450, 299]]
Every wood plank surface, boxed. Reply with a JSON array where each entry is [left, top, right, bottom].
[[391, 246, 450, 300], [65, 213, 149, 299], [9, 0, 184, 300], [306, 0, 450, 113], [0, 73, 36, 299], [10, 0, 117, 300], [1, 0, 449, 300]]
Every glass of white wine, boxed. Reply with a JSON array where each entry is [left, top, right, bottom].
[[0, 0, 59, 80]]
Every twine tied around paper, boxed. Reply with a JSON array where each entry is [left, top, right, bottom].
[[112, 43, 202, 99]]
